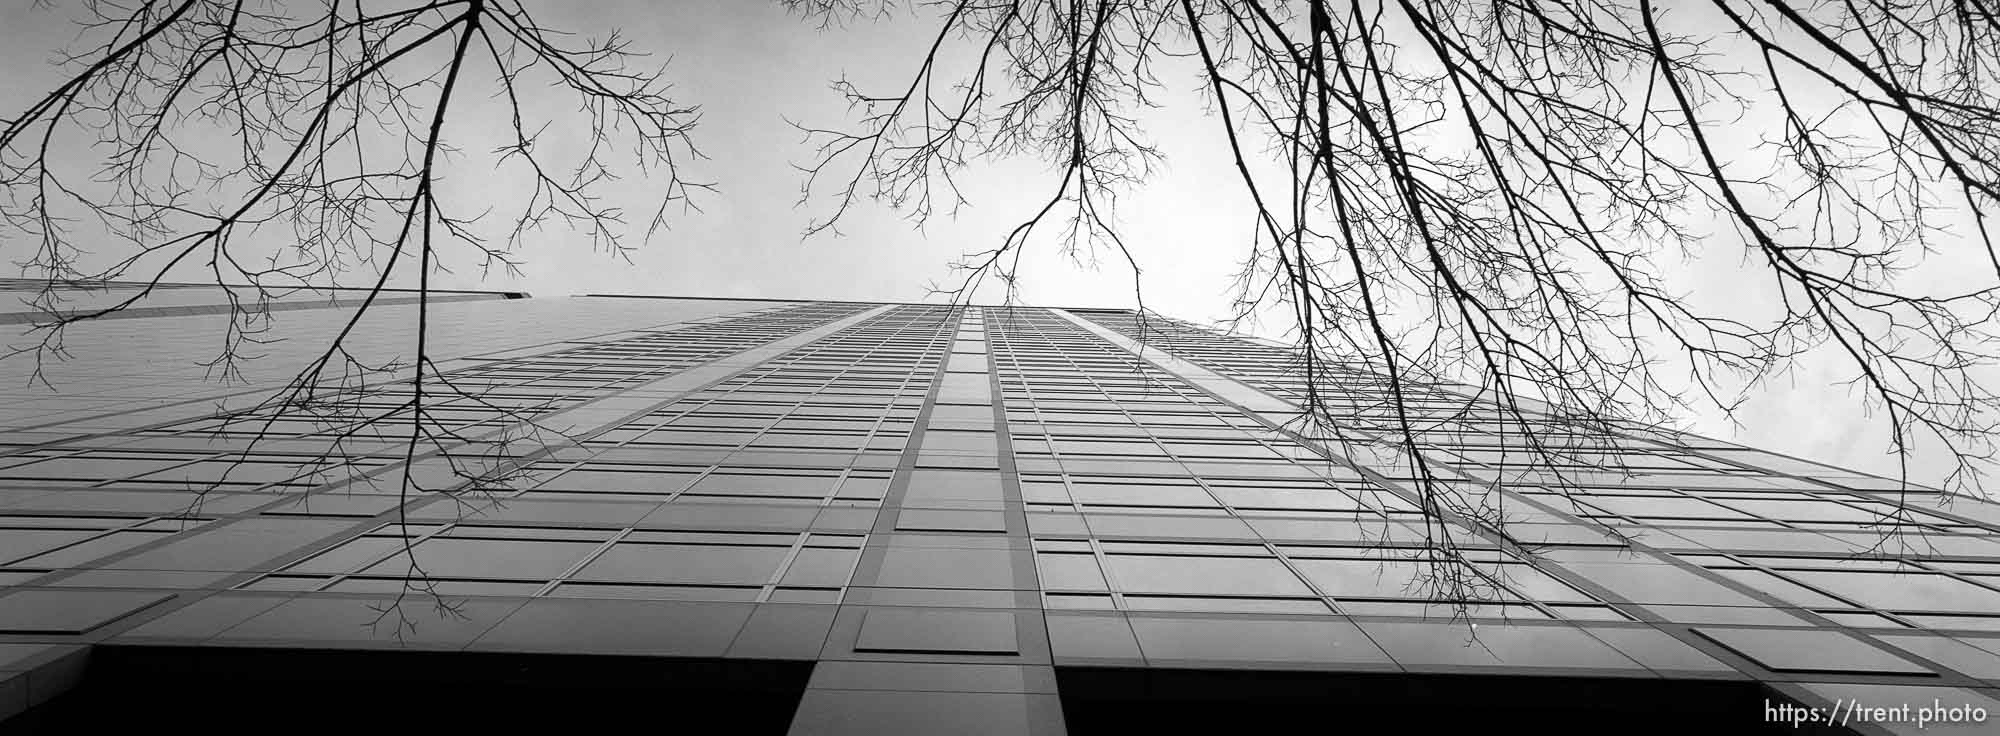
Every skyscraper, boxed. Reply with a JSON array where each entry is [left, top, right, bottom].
[[1, 286, 1997, 734]]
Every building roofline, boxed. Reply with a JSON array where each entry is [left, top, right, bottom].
[[0, 277, 528, 299]]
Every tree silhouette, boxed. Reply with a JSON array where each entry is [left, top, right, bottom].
[[1, 0, 705, 632], [5, 0, 1999, 620], [785, 0, 2000, 594]]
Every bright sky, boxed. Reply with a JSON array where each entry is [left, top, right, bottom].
[[0, 1, 1986, 494]]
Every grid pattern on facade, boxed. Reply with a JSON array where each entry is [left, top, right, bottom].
[[0, 302, 866, 590], [1067, 307, 2000, 643], [209, 305, 963, 606], [0, 302, 861, 493], [986, 308, 1627, 622], [3, 296, 2000, 736]]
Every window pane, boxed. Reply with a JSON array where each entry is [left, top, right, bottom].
[[1294, 559, 1447, 599], [573, 543, 790, 585], [1037, 553, 1108, 590], [363, 538, 599, 580], [779, 547, 859, 587], [1786, 570, 2000, 614], [1104, 554, 1311, 596]]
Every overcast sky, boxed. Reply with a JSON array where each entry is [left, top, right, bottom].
[[0, 0, 1985, 493]]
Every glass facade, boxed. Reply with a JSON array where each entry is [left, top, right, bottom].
[[1, 288, 1996, 734]]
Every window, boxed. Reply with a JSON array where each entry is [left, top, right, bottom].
[[1068, 482, 1215, 508], [1103, 553, 1312, 597], [1292, 558, 1450, 600], [1050, 439, 1162, 456], [778, 546, 861, 587], [685, 470, 840, 499], [918, 430, 997, 454], [835, 473, 892, 502], [1, 514, 194, 568], [1582, 495, 1751, 520], [904, 469, 1003, 502], [1715, 498, 1887, 524], [1123, 596, 1330, 614], [1036, 552, 1108, 590], [1782, 569, 2000, 614], [363, 537, 600, 580], [1211, 486, 1363, 512], [537, 467, 699, 494], [929, 404, 994, 425], [1160, 441, 1285, 460], [572, 543, 790, 585]]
